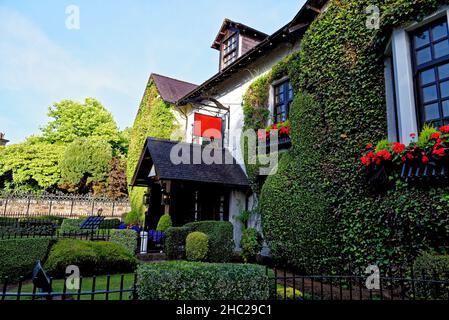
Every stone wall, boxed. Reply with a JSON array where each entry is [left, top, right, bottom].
[[0, 194, 130, 218]]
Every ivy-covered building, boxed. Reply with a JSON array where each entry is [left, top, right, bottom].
[[131, 0, 449, 269]]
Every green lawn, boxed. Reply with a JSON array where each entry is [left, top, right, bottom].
[[2, 273, 135, 301]]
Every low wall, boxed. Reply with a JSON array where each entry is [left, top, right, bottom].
[[0, 194, 130, 218]]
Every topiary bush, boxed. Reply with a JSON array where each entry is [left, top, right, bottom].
[[156, 214, 172, 232], [0, 238, 54, 281], [276, 285, 303, 300], [136, 261, 274, 300], [185, 221, 234, 262], [240, 228, 263, 263], [412, 251, 449, 300], [59, 218, 84, 233], [110, 229, 138, 255], [44, 239, 138, 277], [164, 226, 190, 260], [186, 232, 208, 262]]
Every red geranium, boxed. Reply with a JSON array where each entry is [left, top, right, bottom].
[[431, 132, 441, 140], [433, 147, 445, 157], [440, 125, 449, 133], [366, 143, 374, 149], [377, 150, 392, 161], [392, 142, 405, 153], [422, 155, 430, 164]]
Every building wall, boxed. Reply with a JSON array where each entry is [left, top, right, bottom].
[[184, 38, 301, 248]]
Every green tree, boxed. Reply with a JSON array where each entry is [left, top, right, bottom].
[[59, 137, 112, 193], [0, 141, 65, 192], [106, 157, 128, 199], [41, 98, 120, 147]]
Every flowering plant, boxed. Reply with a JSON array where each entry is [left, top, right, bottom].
[[118, 223, 141, 233], [361, 125, 449, 170], [258, 120, 290, 140]]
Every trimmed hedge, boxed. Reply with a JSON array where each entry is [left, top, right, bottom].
[[110, 229, 138, 255], [44, 239, 138, 277], [59, 218, 84, 233], [185, 221, 234, 262], [136, 262, 274, 300], [413, 251, 449, 299], [186, 232, 208, 262], [156, 214, 172, 232], [0, 238, 54, 281], [165, 226, 190, 260]]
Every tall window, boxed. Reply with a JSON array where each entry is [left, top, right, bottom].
[[222, 33, 238, 69], [412, 18, 449, 128], [273, 80, 293, 123]]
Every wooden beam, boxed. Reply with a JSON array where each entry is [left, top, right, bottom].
[[288, 22, 309, 33], [306, 4, 321, 14]]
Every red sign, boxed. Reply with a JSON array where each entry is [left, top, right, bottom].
[[193, 113, 222, 139]]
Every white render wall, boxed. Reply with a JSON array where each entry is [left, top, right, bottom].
[[184, 39, 301, 248]]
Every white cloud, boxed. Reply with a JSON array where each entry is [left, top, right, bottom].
[[0, 7, 130, 98]]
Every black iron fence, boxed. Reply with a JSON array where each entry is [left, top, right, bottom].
[[271, 267, 449, 301], [0, 229, 111, 241], [1, 273, 137, 301]]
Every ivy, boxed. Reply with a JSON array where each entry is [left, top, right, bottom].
[[259, 0, 449, 273], [126, 80, 181, 223]]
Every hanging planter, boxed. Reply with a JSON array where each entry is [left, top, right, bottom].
[[257, 120, 291, 152]]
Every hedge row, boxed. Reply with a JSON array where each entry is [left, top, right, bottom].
[[136, 262, 274, 300], [0, 238, 54, 281], [110, 229, 138, 254]]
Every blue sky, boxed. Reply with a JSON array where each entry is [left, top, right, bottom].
[[0, 0, 304, 143]]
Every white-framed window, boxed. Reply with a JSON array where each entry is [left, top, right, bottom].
[[268, 76, 292, 124], [386, 7, 449, 144]]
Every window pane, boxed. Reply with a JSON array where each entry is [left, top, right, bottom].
[[424, 103, 440, 121], [434, 40, 449, 59], [443, 100, 449, 117], [415, 30, 430, 48], [440, 80, 449, 98], [420, 69, 436, 85], [416, 47, 432, 65], [438, 63, 449, 80], [432, 22, 448, 41], [422, 85, 438, 103]]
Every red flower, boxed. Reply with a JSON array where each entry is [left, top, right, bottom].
[[392, 142, 405, 153], [433, 147, 445, 157], [401, 156, 406, 163], [431, 132, 441, 140], [422, 155, 429, 164], [258, 131, 266, 140], [406, 153, 414, 160], [279, 126, 289, 136], [365, 143, 373, 149], [375, 158, 382, 166], [440, 125, 449, 133], [361, 156, 371, 167], [377, 150, 392, 161], [410, 133, 417, 138]]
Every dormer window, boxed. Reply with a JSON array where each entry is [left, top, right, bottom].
[[222, 32, 239, 69]]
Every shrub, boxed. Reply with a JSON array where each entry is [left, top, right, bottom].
[[413, 251, 449, 300], [240, 228, 263, 263], [156, 214, 172, 232], [276, 285, 303, 300], [59, 218, 84, 233], [0, 238, 54, 281], [164, 226, 190, 260], [110, 229, 138, 255], [185, 221, 234, 262], [44, 239, 138, 277], [136, 262, 274, 300], [186, 232, 208, 262]]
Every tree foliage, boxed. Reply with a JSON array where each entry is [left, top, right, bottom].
[[41, 98, 120, 148], [59, 137, 112, 193]]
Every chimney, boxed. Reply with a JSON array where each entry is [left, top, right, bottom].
[[0, 133, 9, 146]]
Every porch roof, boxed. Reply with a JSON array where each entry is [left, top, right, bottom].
[[131, 138, 250, 189]]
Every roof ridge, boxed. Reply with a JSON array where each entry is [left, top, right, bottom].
[[151, 73, 198, 86]]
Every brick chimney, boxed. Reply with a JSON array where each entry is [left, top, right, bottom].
[[0, 132, 9, 146]]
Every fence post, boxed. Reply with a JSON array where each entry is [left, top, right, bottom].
[[2, 197, 8, 216], [48, 199, 53, 216], [70, 198, 74, 217], [111, 200, 116, 217], [91, 200, 95, 215], [26, 197, 31, 216]]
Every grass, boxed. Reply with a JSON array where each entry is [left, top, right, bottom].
[[1, 273, 135, 301]]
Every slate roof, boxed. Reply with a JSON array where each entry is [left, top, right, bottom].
[[131, 138, 249, 189], [151, 73, 198, 104]]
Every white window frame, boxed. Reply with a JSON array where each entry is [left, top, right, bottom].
[[268, 76, 289, 126], [387, 6, 449, 144]]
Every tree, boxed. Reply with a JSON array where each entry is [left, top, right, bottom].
[[106, 157, 127, 199], [59, 137, 112, 194], [41, 98, 120, 147], [0, 141, 65, 192]]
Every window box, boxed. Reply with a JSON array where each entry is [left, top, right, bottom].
[[400, 159, 449, 181]]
